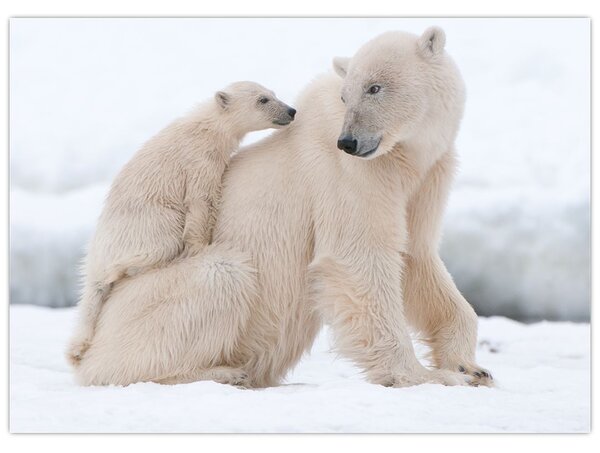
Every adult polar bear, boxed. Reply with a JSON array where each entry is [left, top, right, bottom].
[[75, 27, 493, 388]]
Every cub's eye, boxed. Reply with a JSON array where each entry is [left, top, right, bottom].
[[368, 85, 381, 94], [341, 96, 345, 103], [259, 97, 269, 104]]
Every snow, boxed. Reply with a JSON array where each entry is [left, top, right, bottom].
[[9, 305, 589, 433], [9, 18, 590, 320]]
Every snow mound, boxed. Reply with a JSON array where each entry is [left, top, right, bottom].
[[9, 305, 590, 433]]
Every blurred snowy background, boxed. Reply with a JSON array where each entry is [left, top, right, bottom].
[[9, 18, 590, 321]]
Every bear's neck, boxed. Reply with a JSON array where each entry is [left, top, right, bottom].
[[351, 115, 459, 202]]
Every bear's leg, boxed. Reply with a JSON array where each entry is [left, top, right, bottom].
[[309, 256, 470, 388], [75, 244, 257, 387], [404, 150, 493, 387], [154, 366, 250, 387], [402, 253, 493, 387]]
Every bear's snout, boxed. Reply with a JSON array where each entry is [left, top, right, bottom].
[[337, 136, 358, 155]]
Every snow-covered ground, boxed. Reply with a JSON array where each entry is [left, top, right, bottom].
[[9, 305, 590, 433], [9, 18, 590, 320]]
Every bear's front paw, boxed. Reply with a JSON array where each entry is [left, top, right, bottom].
[[456, 363, 494, 387]]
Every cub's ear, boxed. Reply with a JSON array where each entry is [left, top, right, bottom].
[[215, 91, 230, 109], [417, 26, 446, 58], [332, 56, 350, 78]]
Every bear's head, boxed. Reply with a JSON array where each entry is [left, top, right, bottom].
[[333, 27, 465, 159], [215, 81, 297, 134]]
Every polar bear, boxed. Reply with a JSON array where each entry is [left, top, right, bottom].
[[73, 27, 493, 388], [66, 82, 296, 367]]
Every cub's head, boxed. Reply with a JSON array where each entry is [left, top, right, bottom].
[[333, 27, 464, 159], [215, 81, 296, 133]]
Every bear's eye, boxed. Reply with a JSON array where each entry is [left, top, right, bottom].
[[259, 97, 269, 104], [341, 96, 346, 103], [368, 85, 381, 94]]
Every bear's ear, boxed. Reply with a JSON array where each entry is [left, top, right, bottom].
[[332, 56, 350, 78], [215, 91, 230, 109], [417, 26, 446, 58]]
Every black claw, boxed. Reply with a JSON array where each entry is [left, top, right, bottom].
[[458, 366, 466, 373], [474, 372, 482, 378], [480, 371, 489, 378]]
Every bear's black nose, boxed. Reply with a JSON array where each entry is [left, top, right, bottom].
[[337, 136, 358, 155], [288, 108, 296, 119]]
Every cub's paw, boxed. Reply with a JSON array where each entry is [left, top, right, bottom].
[[455, 364, 494, 387], [65, 336, 91, 367]]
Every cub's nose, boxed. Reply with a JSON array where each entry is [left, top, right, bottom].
[[337, 136, 358, 155], [287, 108, 297, 119]]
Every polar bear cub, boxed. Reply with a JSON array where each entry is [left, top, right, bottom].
[[67, 82, 296, 366]]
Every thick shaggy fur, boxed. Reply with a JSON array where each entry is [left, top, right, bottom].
[[66, 82, 295, 367], [74, 28, 492, 388]]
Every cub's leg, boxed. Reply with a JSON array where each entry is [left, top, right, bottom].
[[66, 280, 111, 366], [182, 167, 226, 258], [181, 197, 214, 257], [309, 255, 470, 388], [67, 251, 178, 367]]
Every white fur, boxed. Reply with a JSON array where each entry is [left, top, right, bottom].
[[66, 81, 294, 368], [73, 29, 492, 388]]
